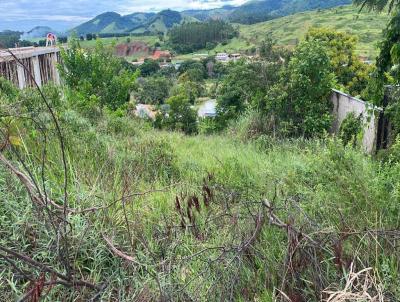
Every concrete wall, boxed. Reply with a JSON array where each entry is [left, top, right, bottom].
[[331, 89, 382, 154], [0, 47, 60, 89]]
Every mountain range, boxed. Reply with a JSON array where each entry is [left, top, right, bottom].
[[20, 26, 60, 39], [71, 0, 352, 35]]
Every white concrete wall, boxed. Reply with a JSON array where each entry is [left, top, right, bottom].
[[331, 89, 381, 154], [32, 56, 42, 87], [0, 47, 60, 89]]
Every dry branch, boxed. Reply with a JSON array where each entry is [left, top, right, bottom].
[[0, 152, 68, 211], [0, 245, 99, 290], [102, 234, 142, 265]]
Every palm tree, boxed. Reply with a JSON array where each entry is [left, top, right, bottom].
[[354, 0, 400, 12]]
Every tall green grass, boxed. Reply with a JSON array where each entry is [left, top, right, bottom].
[[1, 94, 400, 300]]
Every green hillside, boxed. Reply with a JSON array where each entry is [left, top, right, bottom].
[[182, 0, 352, 24], [74, 5, 389, 60], [72, 0, 355, 36], [78, 35, 160, 49], [238, 5, 389, 57], [72, 10, 197, 36], [228, 0, 352, 24], [130, 10, 195, 34]]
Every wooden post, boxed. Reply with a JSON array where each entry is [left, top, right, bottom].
[[32, 56, 42, 87], [16, 62, 26, 89]]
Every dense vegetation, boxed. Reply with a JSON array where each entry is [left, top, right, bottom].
[[1, 2, 400, 300], [233, 5, 389, 57], [168, 20, 238, 53], [72, 10, 186, 36], [0, 30, 33, 48], [1, 36, 400, 298], [72, 12, 156, 35], [228, 0, 352, 24]]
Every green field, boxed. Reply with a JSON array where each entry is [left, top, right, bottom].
[[175, 5, 389, 60], [78, 35, 160, 49], [238, 5, 389, 57]]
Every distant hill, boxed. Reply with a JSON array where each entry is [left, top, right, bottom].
[[129, 10, 196, 34], [237, 5, 389, 57], [72, 12, 156, 35], [72, 10, 195, 35], [230, 0, 353, 24], [183, 0, 352, 24], [182, 5, 237, 21], [72, 0, 355, 35], [21, 26, 59, 39]]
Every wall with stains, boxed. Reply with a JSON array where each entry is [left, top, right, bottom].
[[0, 47, 60, 89], [331, 89, 382, 154]]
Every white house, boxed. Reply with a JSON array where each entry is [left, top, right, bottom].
[[215, 53, 229, 62]]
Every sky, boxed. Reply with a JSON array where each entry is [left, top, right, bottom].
[[0, 0, 248, 32]]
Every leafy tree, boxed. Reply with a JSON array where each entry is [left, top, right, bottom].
[[158, 65, 177, 78], [206, 42, 217, 51], [158, 94, 198, 134], [354, 0, 400, 138], [172, 81, 204, 104], [265, 40, 336, 137], [139, 59, 160, 77], [58, 36, 68, 44], [305, 27, 372, 97], [179, 68, 204, 83], [216, 60, 282, 124], [168, 20, 238, 54], [178, 60, 206, 78], [0, 30, 33, 48], [339, 112, 363, 147], [353, 0, 398, 12], [60, 39, 138, 111], [137, 76, 171, 104]]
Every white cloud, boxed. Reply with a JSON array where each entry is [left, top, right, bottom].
[[0, 0, 248, 31]]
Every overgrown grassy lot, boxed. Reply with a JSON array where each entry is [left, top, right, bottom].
[[1, 90, 399, 300]]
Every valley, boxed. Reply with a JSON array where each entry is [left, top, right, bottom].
[[74, 5, 390, 60]]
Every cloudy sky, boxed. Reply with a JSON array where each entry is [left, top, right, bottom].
[[0, 0, 248, 31]]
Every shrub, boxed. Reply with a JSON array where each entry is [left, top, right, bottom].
[[265, 40, 336, 138], [137, 76, 171, 104], [60, 39, 138, 111], [339, 112, 363, 147], [157, 94, 198, 134], [138, 59, 160, 77]]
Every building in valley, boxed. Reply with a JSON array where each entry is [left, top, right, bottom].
[[152, 50, 172, 62]]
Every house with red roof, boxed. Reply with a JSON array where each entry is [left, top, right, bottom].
[[152, 50, 172, 62]]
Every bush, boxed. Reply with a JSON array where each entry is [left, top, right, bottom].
[[60, 39, 138, 111], [265, 40, 336, 138], [339, 112, 363, 147], [138, 59, 160, 77], [168, 20, 238, 54], [157, 94, 198, 134], [137, 76, 171, 104]]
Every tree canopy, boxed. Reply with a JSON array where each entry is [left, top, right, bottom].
[[168, 20, 238, 53]]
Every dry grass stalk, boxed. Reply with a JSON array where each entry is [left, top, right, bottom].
[[324, 263, 384, 302]]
